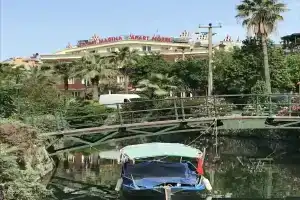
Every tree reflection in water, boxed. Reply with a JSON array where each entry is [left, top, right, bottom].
[[49, 137, 300, 199]]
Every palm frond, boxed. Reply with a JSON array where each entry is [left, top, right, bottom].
[[236, 0, 287, 36]]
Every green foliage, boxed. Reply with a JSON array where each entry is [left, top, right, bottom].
[[110, 46, 139, 93], [214, 37, 293, 94], [76, 54, 117, 100], [18, 81, 64, 115], [170, 59, 208, 94], [0, 145, 52, 200], [65, 100, 115, 129], [131, 53, 171, 85], [269, 47, 293, 91], [236, 0, 287, 37], [0, 120, 54, 200], [137, 73, 176, 99], [236, 0, 288, 94], [285, 53, 300, 87], [122, 97, 235, 123], [0, 88, 16, 118]]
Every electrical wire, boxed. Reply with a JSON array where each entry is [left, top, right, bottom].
[[158, 118, 217, 161]]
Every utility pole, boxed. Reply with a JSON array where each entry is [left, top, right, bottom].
[[198, 23, 222, 96]]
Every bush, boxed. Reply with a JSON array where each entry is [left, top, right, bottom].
[[0, 145, 52, 200], [23, 114, 69, 132], [65, 100, 115, 129], [121, 97, 236, 123], [0, 88, 16, 118], [0, 121, 53, 200]]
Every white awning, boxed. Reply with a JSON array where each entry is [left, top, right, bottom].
[[120, 143, 202, 161]]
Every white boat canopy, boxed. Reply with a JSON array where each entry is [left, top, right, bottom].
[[119, 143, 202, 162]]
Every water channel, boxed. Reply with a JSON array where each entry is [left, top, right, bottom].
[[49, 136, 300, 200]]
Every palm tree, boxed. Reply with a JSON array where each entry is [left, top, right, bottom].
[[236, 0, 287, 94], [26, 65, 56, 85], [110, 47, 139, 94], [76, 54, 116, 101], [52, 62, 76, 91], [137, 73, 177, 99]]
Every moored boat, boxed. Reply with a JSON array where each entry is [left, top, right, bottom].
[[115, 142, 212, 200]]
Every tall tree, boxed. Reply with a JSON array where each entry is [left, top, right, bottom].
[[285, 53, 300, 90], [131, 53, 170, 86], [236, 0, 287, 94], [110, 47, 139, 93], [137, 73, 176, 99], [52, 62, 75, 91], [170, 59, 208, 95], [26, 65, 55, 85], [77, 54, 116, 101], [214, 38, 293, 94]]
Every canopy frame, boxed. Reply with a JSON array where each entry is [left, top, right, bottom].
[[119, 143, 202, 163]]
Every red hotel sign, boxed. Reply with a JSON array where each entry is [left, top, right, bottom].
[[77, 34, 174, 47]]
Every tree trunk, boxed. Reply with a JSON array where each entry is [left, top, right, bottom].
[[124, 74, 129, 94], [91, 78, 99, 101], [261, 35, 272, 94], [63, 76, 69, 91]]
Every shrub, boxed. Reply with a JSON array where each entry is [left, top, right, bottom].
[[65, 100, 115, 129], [0, 120, 53, 200], [0, 145, 52, 200], [0, 88, 16, 118], [121, 97, 236, 123]]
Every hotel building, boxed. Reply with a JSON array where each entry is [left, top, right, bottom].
[[38, 31, 242, 96]]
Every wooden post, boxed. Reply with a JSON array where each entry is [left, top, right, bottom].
[[266, 167, 273, 199], [288, 93, 292, 117], [117, 104, 123, 125], [256, 95, 259, 115], [206, 95, 209, 117], [180, 98, 185, 120], [213, 95, 217, 117], [55, 112, 61, 131], [268, 95, 272, 117], [210, 170, 215, 187], [173, 98, 179, 120]]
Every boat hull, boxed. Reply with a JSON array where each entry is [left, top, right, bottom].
[[121, 189, 206, 200]]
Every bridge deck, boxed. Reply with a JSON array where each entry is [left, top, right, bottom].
[[35, 94, 300, 155]]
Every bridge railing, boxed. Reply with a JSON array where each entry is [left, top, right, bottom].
[[25, 94, 300, 131], [118, 93, 300, 124]]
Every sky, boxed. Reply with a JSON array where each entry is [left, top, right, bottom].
[[1, 0, 299, 60]]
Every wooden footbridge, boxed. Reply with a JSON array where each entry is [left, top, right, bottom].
[[39, 94, 300, 155]]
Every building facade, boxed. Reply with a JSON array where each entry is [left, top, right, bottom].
[[2, 53, 42, 69], [39, 31, 242, 97], [281, 33, 300, 53]]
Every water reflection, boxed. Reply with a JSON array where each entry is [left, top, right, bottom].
[[50, 144, 300, 199]]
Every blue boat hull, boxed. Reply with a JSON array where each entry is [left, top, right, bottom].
[[120, 161, 208, 199], [121, 185, 206, 200], [121, 189, 206, 200]]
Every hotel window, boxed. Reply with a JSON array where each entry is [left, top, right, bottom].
[[142, 46, 151, 52], [161, 47, 170, 51], [81, 79, 90, 86], [72, 51, 80, 55], [106, 47, 117, 52], [72, 91, 80, 97], [117, 76, 125, 83], [68, 78, 75, 84]]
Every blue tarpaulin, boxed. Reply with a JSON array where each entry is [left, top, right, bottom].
[[123, 161, 198, 188]]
